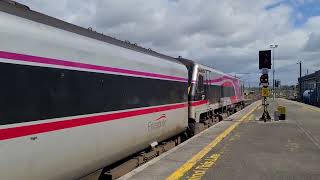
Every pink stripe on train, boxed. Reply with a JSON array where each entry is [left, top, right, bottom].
[[192, 76, 238, 83], [0, 51, 188, 82]]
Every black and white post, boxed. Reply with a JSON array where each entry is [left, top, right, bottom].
[[259, 50, 272, 122]]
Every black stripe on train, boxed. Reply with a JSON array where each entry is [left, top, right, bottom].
[[0, 62, 187, 125]]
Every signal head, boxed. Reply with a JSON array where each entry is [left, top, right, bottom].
[[259, 50, 272, 69]]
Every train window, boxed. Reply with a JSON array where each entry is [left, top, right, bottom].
[[212, 85, 221, 102], [222, 87, 235, 97], [221, 87, 225, 97], [197, 74, 204, 94]]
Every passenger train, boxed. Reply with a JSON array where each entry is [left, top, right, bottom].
[[0, 1, 244, 179]]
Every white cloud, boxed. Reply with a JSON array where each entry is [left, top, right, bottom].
[[13, 0, 320, 85], [304, 16, 320, 32]]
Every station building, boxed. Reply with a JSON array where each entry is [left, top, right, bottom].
[[298, 70, 320, 106]]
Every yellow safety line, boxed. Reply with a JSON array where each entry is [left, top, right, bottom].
[[166, 104, 260, 180], [302, 107, 314, 112], [302, 105, 320, 112], [187, 153, 221, 180], [244, 114, 254, 122], [280, 98, 320, 113]]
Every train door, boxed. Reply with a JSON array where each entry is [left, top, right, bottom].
[[196, 71, 206, 101], [318, 82, 320, 106], [205, 70, 211, 104], [219, 82, 224, 110], [198, 69, 209, 109]]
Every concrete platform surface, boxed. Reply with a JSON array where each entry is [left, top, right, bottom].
[[121, 99, 320, 180], [197, 98, 320, 180]]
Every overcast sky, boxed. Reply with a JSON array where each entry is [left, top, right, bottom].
[[15, 0, 320, 86]]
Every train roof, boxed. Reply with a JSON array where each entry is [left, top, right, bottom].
[[0, 0, 183, 65], [176, 57, 241, 81], [175, 57, 194, 67]]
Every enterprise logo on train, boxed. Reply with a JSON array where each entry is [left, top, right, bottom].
[[148, 114, 167, 131]]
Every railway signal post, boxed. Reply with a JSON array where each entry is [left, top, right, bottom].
[[259, 50, 272, 122]]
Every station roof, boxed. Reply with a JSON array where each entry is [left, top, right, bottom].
[[299, 70, 320, 82]]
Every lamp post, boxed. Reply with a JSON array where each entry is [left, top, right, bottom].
[[297, 61, 302, 100], [270, 44, 278, 100]]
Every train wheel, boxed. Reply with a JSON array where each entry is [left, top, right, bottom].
[[187, 122, 196, 137]]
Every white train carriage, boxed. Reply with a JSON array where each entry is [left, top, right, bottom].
[[0, 2, 188, 180], [176, 58, 244, 134]]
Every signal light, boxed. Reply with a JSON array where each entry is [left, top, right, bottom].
[[260, 74, 269, 84], [259, 50, 271, 69], [275, 80, 280, 88]]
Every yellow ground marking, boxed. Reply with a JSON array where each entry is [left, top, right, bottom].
[[187, 154, 221, 180], [280, 98, 320, 113], [229, 133, 241, 142], [302, 107, 314, 112], [302, 105, 320, 112], [244, 114, 254, 122], [166, 104, 260, 180]]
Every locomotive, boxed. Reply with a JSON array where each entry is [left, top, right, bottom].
[[177, 58, 244, 136], [0, 1, 243, 179]]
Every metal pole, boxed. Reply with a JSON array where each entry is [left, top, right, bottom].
[[272, 48, 275, 100], [270, 44, 278, 100], [299, 61, 302, 78], [299, 61, 302, 100]]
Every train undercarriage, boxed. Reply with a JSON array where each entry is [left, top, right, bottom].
[[187, 101, 245, 137]]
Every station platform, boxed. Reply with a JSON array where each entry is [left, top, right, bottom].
[[120, 99, 320, 180]]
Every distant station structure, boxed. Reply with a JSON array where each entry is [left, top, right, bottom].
[[298, 70, 320, 106]]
